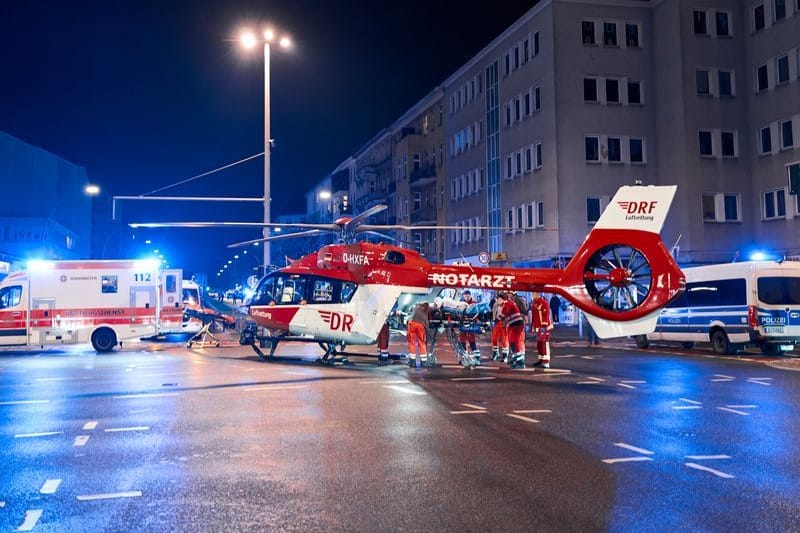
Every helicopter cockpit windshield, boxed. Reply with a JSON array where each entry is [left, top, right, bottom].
[[249, 273, 358, 306]]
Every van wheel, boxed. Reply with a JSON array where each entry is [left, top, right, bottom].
[[681, 342, 695, 349], [710, 330, 731, 355], [634, 335, 649, 349], [91, 328, 117, 353], [760, 344, 781, 356]]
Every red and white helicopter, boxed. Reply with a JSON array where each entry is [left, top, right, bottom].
[[131, 185, 685, 363]]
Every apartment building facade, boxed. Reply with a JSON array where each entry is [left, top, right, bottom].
[[320, 0, 800, 267]]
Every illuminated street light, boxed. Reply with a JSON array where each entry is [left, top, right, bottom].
[[84, 184, 100, 196], [238, 24, 292, 270]]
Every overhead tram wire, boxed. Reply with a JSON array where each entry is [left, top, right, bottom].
[[139, 152, 264, 197]]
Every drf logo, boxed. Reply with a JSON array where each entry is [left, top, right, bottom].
[[618, 201, 658, 214], [318, 310, 354, 332]]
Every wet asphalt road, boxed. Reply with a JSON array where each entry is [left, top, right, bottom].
[[1, 336, 799, 532]]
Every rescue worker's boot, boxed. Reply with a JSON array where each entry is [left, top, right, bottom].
[[533, 359, 550, 369], [425, 353, 437, 367], [408, 355, 416, 368], [502, 348, 510, 364], [417, 353, 426, 369], [471, 350, 481, 366], [511, 353, 526, 369], [491, 347, 500, 361], [378, 350, 389, 365]]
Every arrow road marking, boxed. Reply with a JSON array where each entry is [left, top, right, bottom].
[[685, 462, 734, 478], [17, 509, 43, 531], [506, 413, 540, 424], [602, 456, 653, 464], [685, 455, 730, 460], [614, 442, 654, 455], [40, 479, 62, 494]]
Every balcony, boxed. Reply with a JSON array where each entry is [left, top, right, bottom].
[[409, 165, 437, 187], [410, 206, 437, 225]]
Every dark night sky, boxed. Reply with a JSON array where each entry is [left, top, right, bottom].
[[0, 0, 536, 277]]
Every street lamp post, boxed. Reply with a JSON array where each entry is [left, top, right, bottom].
[[240, 28, 291, 274]]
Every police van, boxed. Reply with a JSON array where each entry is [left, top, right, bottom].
[[634, 260, 800, 355]]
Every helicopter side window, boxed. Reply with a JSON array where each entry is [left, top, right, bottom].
[[384, 250, 405, 265], [312, 280, 334, 303], [277, 276, 307, 305], [252, 275, 276, 306], [340, 282, 357, 303]]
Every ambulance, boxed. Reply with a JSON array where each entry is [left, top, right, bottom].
[[0, 259, 170, 352]]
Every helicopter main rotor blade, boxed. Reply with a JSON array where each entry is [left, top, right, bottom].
[[227, 229, 329, 248], [358, 224, 507, 231], [343, 204, 387, 232], [129, 221, 341, 231], [360, 230, 403, 243]]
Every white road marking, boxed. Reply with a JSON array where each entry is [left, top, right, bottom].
[[243, 385, 307, 392], [450, 410, 489, 415], [0, 501, 4, 507], [711, 378, 735, 382], [621, 380, 646, 384], [384, 385, 426, 395], [747, 378, 772, 386], [713, 374, 735, 379], [679, 398, 702, 405], [577, 381, 602, 385], [717, 407, 750, 416], [450, 377, 496, 381], [442, 364, 465, 369], [618, 383, 637, 389], [113, 393, 179, 399], [14, 431, 62, 438], [104, 426, 150, 433], [35, 376, 90, 382], [580, 355, 599, 360], [685, 454, 730, 460], [17, 509, 43, 531], [512, 409, 552, 414], [727, 404, 757, 409], [602, 457, 653, 464], [358, 379, 410, 384], [83, 421, 98, 431], [673, 405, 702, 410], [40, 479, 62, 494], [460, 403, 486, 410], [74, 435, 90, 447], [0, 400, 49, 406], [555, 354, 577, 358], [76, 491, 142, 501], [507, 413, 540, 423], [614, 443, 654, 455], [685, 462, 734, 478]]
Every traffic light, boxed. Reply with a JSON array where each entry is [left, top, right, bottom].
[[789, 164, 800, 196]]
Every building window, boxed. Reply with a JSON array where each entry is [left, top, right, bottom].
[[606, 78, 620, 103], [535, 143, 542, 168], [506, 156, 513, 179], [584, 78, 598, 102], [524, 92, 531, 115], [693, 10, 707, 34], [719, 70, 733, 96], [516, 206, 524, 230], [603, 22, 617, 46], [536, 201, 544, 227], [628, 80, 642, 104], [534, 87, 541, 111], [699, 130, 713, 156], [630, 138, 644, 163], [527, 204, 534, 228], [763, 189, 786, 219], [775, 0, 786, 21], [507, 209, 514, 231], [625, 23, 639, 47], [514, 97, 521, 121], [505, 103, 512, 126], [608, 137, 622, 162], [534, 32, 540, 55], [523, 38, 530, 62], [504, 52, 511, 76], [514, 46, 520, 70], [525, 146, 533, 172], [716, 11, 730, 36], [585, 137, 600, 162], [753, 3, 765, 31], [721, 131, 737, 157], [587, 197, 601, 224], [757, 64, 769, 92], [782, 120, 794, 149], [413, 192, 421, 211], [761, 126, 773, 154], [696, 70, 710, 95], [515, 152, 522, 175], [102, 275, 118, 294], [703, 193, 740, 222], [582, 20, 596, 44], [777, 55, 790, 85]]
